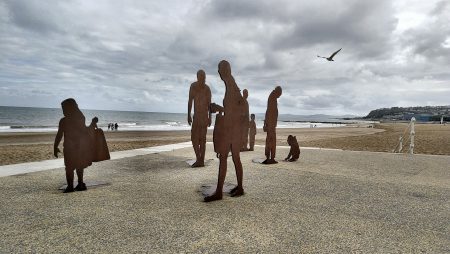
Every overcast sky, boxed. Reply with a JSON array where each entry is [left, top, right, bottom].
[[0, 0, 449, 116]]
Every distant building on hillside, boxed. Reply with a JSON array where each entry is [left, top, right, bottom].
[[365, 106, 450, 122]]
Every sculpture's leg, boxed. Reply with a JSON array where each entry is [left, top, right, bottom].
[[230, 144, 244, 197], [75, 168, 84, 183], [64, 167, 75, 193], [271, 130, 277, 162], [199, 127, 207, 166], [249, 135, 255, 151], [204, 152, 228, 202], [191, 131, 202, 167], [264, 134, 270, 163], [75, 168, 87, 191]]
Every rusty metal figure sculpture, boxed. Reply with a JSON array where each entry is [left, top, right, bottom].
[[285, 135, 300, 162], [188, 70, 212, 167], [54, 98, 110, 193], [241, 89, 250, 151], [205, 60, 245, 202], [249, 114, 257, 151], [263, 86, 282, 164]]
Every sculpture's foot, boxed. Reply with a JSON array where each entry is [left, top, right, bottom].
[[288, 158, 297, 162], [249, 148, 254, 151], [75, 182, 87, 191], [63, 186, 74, 193], [191, 161, 205, 168], [262, 159, 269, 164], [204, 192, 222, 202], [240, 148, 249, 152], [229, 186, 244, 197]]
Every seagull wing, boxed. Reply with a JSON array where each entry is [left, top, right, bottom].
[[329, 48, 342, 59], [317, 55, 327, 58]]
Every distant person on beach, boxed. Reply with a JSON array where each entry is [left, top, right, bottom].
[[114, 123, 118, 131], [205, 60, 245, 202], [284, 135, 300, 162], [263, 86, 282, 164], [108, 123, 111, 130], [241, 89, 250, 151], [249, 114, 257, 151], [54, 98, 110, 193], [187, 70, 212, 167]]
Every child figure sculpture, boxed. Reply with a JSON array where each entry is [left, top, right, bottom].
[[284, 135, 300, 162]]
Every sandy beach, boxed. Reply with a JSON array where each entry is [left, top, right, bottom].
[[1, 123, 450, 166]]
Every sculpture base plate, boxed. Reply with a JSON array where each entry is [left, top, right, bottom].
[[199, 182, 237, 197], [252, 158, 266, 164], [252, 158, 279, 164], [186, 159, 213, 167], [59, 180, 110, 190]]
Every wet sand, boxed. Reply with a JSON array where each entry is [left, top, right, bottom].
[[1, 123, 449, 166]]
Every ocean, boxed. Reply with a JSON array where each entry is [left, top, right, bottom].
[[0, 106, 369, 133]]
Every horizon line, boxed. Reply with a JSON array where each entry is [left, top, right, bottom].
[[0, 105, 365, 117]]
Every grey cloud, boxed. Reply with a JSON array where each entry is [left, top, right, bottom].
[[0, 0, 448, 115], [431, 0, 449, 15], [203, 0, 397, 59], [4, 0, 63, 34], [403, 1, 450, 62], [203, 0, 287, 22], [273, 1, 397, 59]]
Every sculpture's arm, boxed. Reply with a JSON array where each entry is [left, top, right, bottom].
[[207, 86, 212, 127], [285, 149, 292, 161], [210, 103, 224, 113], [187, 84, 194, 125], [54, 119, 64, 157]]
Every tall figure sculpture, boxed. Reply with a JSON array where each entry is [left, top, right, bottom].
[[187, 70, 212, 167], [241, 89, 250, 151], [205, 60, 245, 202], [263, 86, 282, 164]]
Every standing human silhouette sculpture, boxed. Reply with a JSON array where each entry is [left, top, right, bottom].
[[263, 86, 282, 164], [205, 60, 245, 202], [188, 70, 212, 167], [249, 113, 257, 151], [54, 98, 110, 193], [241, 89, 250, 151]]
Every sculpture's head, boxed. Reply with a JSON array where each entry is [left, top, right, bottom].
[[287, 135, 297, 146], [274, 86, 282, 98], [251, 114, 255, 120], [243, 89, 248, 99], [218, 60, 231, 81], [197, 70, 205, 84], [61, 98, 79, 117]]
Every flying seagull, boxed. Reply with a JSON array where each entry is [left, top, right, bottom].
[[317, 48, 342, 61]]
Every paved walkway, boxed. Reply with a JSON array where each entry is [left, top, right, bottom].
[[0, 144, 449, 252], [0, 142, 342, 177], [0, 142, 192, 177]]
